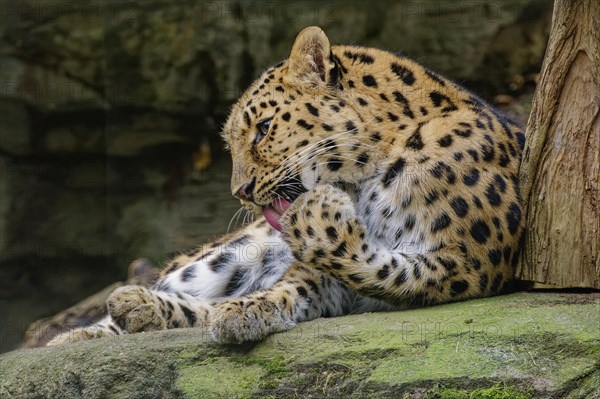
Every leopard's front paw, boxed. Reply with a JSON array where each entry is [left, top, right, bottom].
[[280, 184, 363, 268], [107, 285, 166, 333], [47, 326, 114, 346], [210, 301, 293, 344]]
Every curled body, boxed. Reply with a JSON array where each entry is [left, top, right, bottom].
[[49, 27, 524, 345]]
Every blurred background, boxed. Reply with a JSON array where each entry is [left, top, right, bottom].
[[0, 0, 552, 352]]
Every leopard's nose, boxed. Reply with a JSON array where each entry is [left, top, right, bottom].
[[234, 179, 255, 202]]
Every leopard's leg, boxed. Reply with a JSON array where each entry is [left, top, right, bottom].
[[109, 208, 381, 339], [208, 262, 392, 343], [282, 185, 482, 306], [48, 219, 294, 345], [46, 316, 122, 346], [48, 288, 216, 346], [210, 190, 412, 343], [154, 219, 293, 299]]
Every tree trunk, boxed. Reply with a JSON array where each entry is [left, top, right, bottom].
[[517, 0, 599, 288]]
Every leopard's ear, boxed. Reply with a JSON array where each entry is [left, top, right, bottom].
[[286, 26, 337, 88]]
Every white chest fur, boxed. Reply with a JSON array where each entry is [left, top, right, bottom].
[[356, 176, 430, 255]]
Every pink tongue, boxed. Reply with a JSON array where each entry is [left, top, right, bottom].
[[263, 198, 292, 232]]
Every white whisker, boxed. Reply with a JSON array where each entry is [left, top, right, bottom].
[[227, 207, 245, 233]]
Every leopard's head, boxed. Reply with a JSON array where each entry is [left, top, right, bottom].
[[222, 27, 378, 227]]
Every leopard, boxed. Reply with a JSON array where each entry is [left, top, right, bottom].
[[48, 26, 525, 346]]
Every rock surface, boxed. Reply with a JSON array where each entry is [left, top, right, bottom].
[[1, 292, 598, 399]]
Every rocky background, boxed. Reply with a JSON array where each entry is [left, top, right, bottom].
[[0, 0, 552, 353]]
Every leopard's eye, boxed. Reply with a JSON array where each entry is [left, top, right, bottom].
[[255, 119, 271, 144]]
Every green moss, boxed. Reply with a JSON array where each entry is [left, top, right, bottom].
[[177, 357, 265, 399], [2, 293, 598, 398], [226, 355, 293, 391], [428, 383, 533, 399], [230, 355, 288, 377], [562, 367, 600, 399], [366, 295, 599, 385]]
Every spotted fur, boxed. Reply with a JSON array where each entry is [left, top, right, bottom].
[[48, 27, 524, 346]]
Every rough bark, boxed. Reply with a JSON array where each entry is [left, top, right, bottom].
[[518, 0, 600, 288]]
